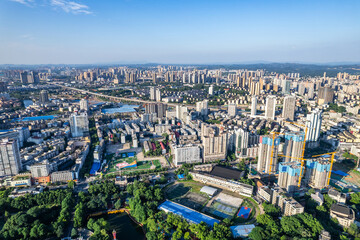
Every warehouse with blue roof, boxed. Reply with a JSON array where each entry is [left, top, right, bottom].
[[158, 200, 220, 227]]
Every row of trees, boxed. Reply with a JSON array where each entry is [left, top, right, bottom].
[[146, 212, 231, 240], [0, 188, 71, 213]]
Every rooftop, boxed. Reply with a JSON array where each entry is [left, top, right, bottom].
[[210, 165, 242, 181]]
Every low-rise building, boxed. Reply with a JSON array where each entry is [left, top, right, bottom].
[[330, 203, 355, 228], [328, 188, 347, 204], [191, 166, 253, 197]]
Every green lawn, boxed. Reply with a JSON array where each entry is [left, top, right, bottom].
[[181, 180, 205, 193], [152, 160, 161, 168], [136, 161, 152, 170]]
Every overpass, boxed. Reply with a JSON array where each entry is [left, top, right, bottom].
[[52, 83, 180, 107], [52, 83, 249, 110]]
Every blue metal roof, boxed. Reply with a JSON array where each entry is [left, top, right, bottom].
[[158, 200, 220, 227]]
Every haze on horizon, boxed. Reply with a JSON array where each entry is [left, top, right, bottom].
[[0, 0, 359, 65]]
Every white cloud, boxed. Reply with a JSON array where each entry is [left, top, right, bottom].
[[50, 0, 92, 14], [10, 0, 34, 6], [9, 0, 92, 15]]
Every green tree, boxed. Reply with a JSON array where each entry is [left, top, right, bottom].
[[74, 202, 85, 227], [114, 199, 122, 210], [350, 192, 360, 205], [71, 228, 78, 238], [249, 226, 268, 240]]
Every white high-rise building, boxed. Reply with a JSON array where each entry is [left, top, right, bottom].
[[251, 96, 257, 116], [155, 88, 161, 102], [196, 100, 209, 116], [176, 105, 188, 122], [150, 87, 156, 100], [228, 103, 237, 117], [173, 144, 202, 166], [306, 108, 322, 143], [235, 128, 249, 158], [80, 99, 89, 112], [0, 138, 22, 176], [265, 95, 276, 120], [69, 113, 89, 138], [282, 95, 296, 121], [209, 85, 214, 95]]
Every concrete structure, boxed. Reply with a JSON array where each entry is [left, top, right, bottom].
[[271, 187, 304, 216], [330, 204, 355, 228], [328, 188, 347, 204], [257, 135, 280, 174], [172, 144, 202, 166], [176, 105, 188, 122], [196, 100, 209, 117], [80, 99, 89, 111], [278, 161, 301, 193], [202, 130, 227, 162], [319, 230, 331, 240], [282, 95, 296, 121], [39, 90, 49, 103], [30, 164, 50, 178], [306, 108, 322, 146], [150, 87, 161, 102], [318, 86, 334, 105], [191, 171, 253, 197], [265, 95, 276, 120], [235, 128, 248, 158], [0, 138, 22, 176], [283, 131, 305, 162], [304, 157, 331, 189], [282, 80, 291, 94], [228, 103, 237, 117], [69, 112, 89, 137], [50, 171, 74, 182], [145, 103, 167, 119], [209, 85, 214, 95], [251, 95, 257, 116]]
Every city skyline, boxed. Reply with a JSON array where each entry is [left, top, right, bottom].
[[1, 0, 360, 64]]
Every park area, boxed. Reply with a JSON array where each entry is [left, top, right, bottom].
[[103, 152, 161, 174]]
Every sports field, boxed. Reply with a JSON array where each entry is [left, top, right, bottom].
[[105, 151, 161, 173], [165, 182, 210, 211], [106, 155, 137, 173], [175, 192, 208, 211], [207, 200, 238, 219]]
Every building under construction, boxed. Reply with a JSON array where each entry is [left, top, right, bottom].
[[304, 156, 331, 189]]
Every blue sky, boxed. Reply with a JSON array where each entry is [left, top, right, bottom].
[[0, 0, 359, 64]]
